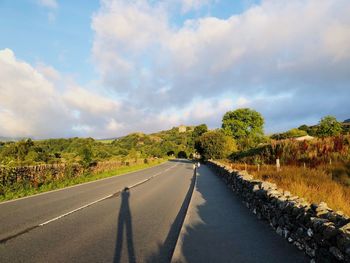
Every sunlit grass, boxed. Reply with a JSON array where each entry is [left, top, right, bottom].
[[221, 161, 350, 216], [0, 159, 166, 202]]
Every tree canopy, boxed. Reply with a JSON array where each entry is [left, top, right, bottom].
[[193, 124, 208, 138], [316, 115, 343, 137], [222, 108, 264, 150]]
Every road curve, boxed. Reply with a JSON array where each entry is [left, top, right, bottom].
[[0, 159, 195, 262]]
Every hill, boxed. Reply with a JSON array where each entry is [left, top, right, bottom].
[[0, 126, 196, 167]]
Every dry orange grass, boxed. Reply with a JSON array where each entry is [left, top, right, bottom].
[[221, 161, 350, 216]]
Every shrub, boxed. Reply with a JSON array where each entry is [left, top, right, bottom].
[[198, 130, 237, 160]]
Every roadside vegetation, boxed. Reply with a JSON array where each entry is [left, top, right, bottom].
[[1, 107, 349, 214], [209, 109, 350, 216], [221, 161, 350, 215], [0, 126, 202, 201], [0, 158, 165, 202]]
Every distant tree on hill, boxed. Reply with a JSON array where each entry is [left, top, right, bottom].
[[193, 124, 208, 138], [197, 130, 236, 160], [316, 115, 343, 137], [271, 128, 307, 140], [222, 108, 264, 150], [286, 128, 307, 138], [298, 125, 309, 132]]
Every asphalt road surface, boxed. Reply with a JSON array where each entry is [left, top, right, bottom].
[[172, 164, 308, 263], [0, 160, 195, 263], [0, 161, 309, 263]]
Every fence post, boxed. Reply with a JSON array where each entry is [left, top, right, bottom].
[[276, 158, 281, 172]]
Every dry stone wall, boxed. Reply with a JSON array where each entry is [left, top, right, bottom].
[[0, 163, 83, 187], [208, 160, 350, 263], [0, 159, 151, 188]]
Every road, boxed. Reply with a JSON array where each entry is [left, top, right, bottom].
[[0, 160, 195, 262], [172, 164, 308, 263], [0, 161, 309, 263]]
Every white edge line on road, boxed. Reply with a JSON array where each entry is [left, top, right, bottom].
[[0, 161, 169, 205], [0, 162, 184, 243], [170, 168, 198, 263], [39, 193, 116, 226], [38, 162, 180, 227]]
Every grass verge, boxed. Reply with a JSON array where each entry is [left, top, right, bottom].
[[0, 159, 166, 202]]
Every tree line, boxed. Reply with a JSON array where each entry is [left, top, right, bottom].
[[0, 108, 347, 166]]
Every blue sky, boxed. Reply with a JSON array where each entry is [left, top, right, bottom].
[[0, 0, 349, 139], [0, 0, 259, 84], [0, 0, 99, 84]]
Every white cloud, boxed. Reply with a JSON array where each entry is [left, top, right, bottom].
[[37, 0, 58, 9], [0, 49, 71, 138], [3, 0, 350, 139], [91, 0, 350, 132], [63, 86, 119, 115], [1, 48, 230, 139], [36, 63, 61, 81]]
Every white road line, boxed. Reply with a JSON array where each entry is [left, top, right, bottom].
[[37, 162, 181, 227], [39, 193, 116, 226]]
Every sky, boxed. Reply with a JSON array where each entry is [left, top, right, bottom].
[[0, 0, 349, 139]]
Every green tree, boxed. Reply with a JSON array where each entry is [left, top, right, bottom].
[[193, 124, 208, 153], [198, 130, 236, 160], [316, 115, 343, 137], [193, 124, 208, 138], [222, 108, 264, 150], [298, 125, 309, 132]]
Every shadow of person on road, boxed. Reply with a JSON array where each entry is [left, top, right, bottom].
[[114, 187, 136, 263], [174, 165, 308, 263], [145, 170, 197, 263]]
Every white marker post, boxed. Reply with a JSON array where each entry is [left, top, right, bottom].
[[276, 158, 281, 172]]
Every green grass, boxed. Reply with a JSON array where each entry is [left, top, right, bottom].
[[0, 159, 167, 202]]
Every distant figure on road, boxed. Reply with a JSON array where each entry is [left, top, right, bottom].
[[197, 162, 200, 168]]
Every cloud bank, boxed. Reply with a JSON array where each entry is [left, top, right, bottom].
[[1, 0, 350, 138]]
